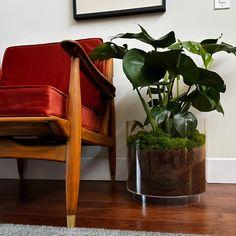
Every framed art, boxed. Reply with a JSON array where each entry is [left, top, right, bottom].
[[73, 0, 166, 20]]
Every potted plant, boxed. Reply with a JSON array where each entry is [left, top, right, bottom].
[[90, 25, 236, 199]]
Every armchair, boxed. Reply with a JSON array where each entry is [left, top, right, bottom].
[[0, 38, 116, 227]]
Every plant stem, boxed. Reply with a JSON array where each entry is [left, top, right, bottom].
[[163, 72, 169, 105], [179, 86, 192, 113], [177, 75, 180, 97], [157, 84, 163, 106], [168, 73, 175, 100], [147, 86, 154, 107], [136, 88, 157, 131], [180, 101, 191, 113]]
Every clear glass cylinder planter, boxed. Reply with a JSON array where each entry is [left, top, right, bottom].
[[126, 120, 206, 204]]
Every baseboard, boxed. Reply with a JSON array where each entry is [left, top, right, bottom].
[[207, 157, 236, 183], [0, 157, 236, 183], [0, 157, 127, 181]]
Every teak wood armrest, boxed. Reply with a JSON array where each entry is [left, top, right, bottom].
[[61, 40, 115, 99]]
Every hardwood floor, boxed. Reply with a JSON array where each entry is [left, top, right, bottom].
[[0, 180, 235, 235]]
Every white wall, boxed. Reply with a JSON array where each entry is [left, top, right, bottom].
[[0, 0, 236, 182]]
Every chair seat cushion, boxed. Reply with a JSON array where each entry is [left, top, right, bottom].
[[0, 85, 101, 132]]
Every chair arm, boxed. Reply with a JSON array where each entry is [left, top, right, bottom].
[[61, 40, 115, 99]]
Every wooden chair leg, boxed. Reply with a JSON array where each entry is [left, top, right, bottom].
[[109, 147, 116, 182], [66, 137, 82, 228], [66, 57, 82, 228], [109, 99, 116, 181], [17, 159, 26, 198], [17, 159, 24, 180]]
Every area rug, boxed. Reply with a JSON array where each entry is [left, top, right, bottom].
[[0, 224, 208, 236]]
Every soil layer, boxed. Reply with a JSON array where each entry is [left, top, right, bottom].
[[127, 145, 206, 196]]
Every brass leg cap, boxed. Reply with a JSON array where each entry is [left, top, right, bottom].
[[67, 215, 76, 228]]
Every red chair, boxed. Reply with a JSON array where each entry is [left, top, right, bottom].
[[0, 39, 116, 227]]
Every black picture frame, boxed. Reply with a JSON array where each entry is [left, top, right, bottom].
[[73, 0, 166, 20]]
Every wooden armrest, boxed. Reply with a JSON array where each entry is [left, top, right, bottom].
[[61, 40, 115, 99]]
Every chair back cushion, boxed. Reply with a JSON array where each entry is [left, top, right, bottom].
[[0, 38, 104, 113]]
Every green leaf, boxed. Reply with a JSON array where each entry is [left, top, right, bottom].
[[216, 102, 224, 115], [152, 30, 176, 49], [173, 112, 198, 138], [174, 90, 189, 102], [170, 41, 213, 69], [166, 101, 181, 115], [188, 89, 220, 112], [144, 50, 200, 86], [180, 41, 201, 54], [130, 120, 144, 133], [197, 68, 226, 92], [202, 42, 236, 55], [177, 54, 199, 85], [89, 42, 127, 61], [122, 49, 146, 88], [204, 87, 220, 108], [151, 107, 168, 125], [112, 25, 176, 49], [144, 49, 182, 75], [123, 49, 171, 88], [200, 35, 221, 45]]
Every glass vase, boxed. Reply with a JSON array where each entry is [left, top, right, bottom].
[[126, 120, 206, 204]]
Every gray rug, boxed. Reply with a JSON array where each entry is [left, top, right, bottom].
[[0, 224, 208, 236]]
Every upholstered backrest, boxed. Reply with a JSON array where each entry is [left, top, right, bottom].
[[0, 38, 104, 113]]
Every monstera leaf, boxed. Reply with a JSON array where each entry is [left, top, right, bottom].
[[144, 50, 199, 85], [192, 88, 220, 112], [122, 49, 169, 88], [122, 49, 146, 88], [197, 68, 226, 93], [89, 42, 127, 61], [112, 25, 176, 50], [202, 42, 236, 55]]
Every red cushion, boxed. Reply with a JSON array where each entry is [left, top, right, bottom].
[[0, 38, 104, 114], [0, 85, 101, 132], [82, 106, 101, 132], [0, 85, 67, 118]]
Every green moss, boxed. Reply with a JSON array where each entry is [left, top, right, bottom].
[[127, 128, 205, 151]]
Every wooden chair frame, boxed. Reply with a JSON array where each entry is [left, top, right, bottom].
[[0, 40, 116, 227]]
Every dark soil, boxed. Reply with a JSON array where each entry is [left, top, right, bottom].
[[127, 145, 206, 196]]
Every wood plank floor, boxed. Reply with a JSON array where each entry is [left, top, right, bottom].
[[0, 180, 235, 235]]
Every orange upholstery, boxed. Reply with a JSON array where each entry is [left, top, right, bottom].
[[0, 39, 116, 227], [81, 106, 101, 132], [0, 85, 68, 118], [0, 85, 101, 131]]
